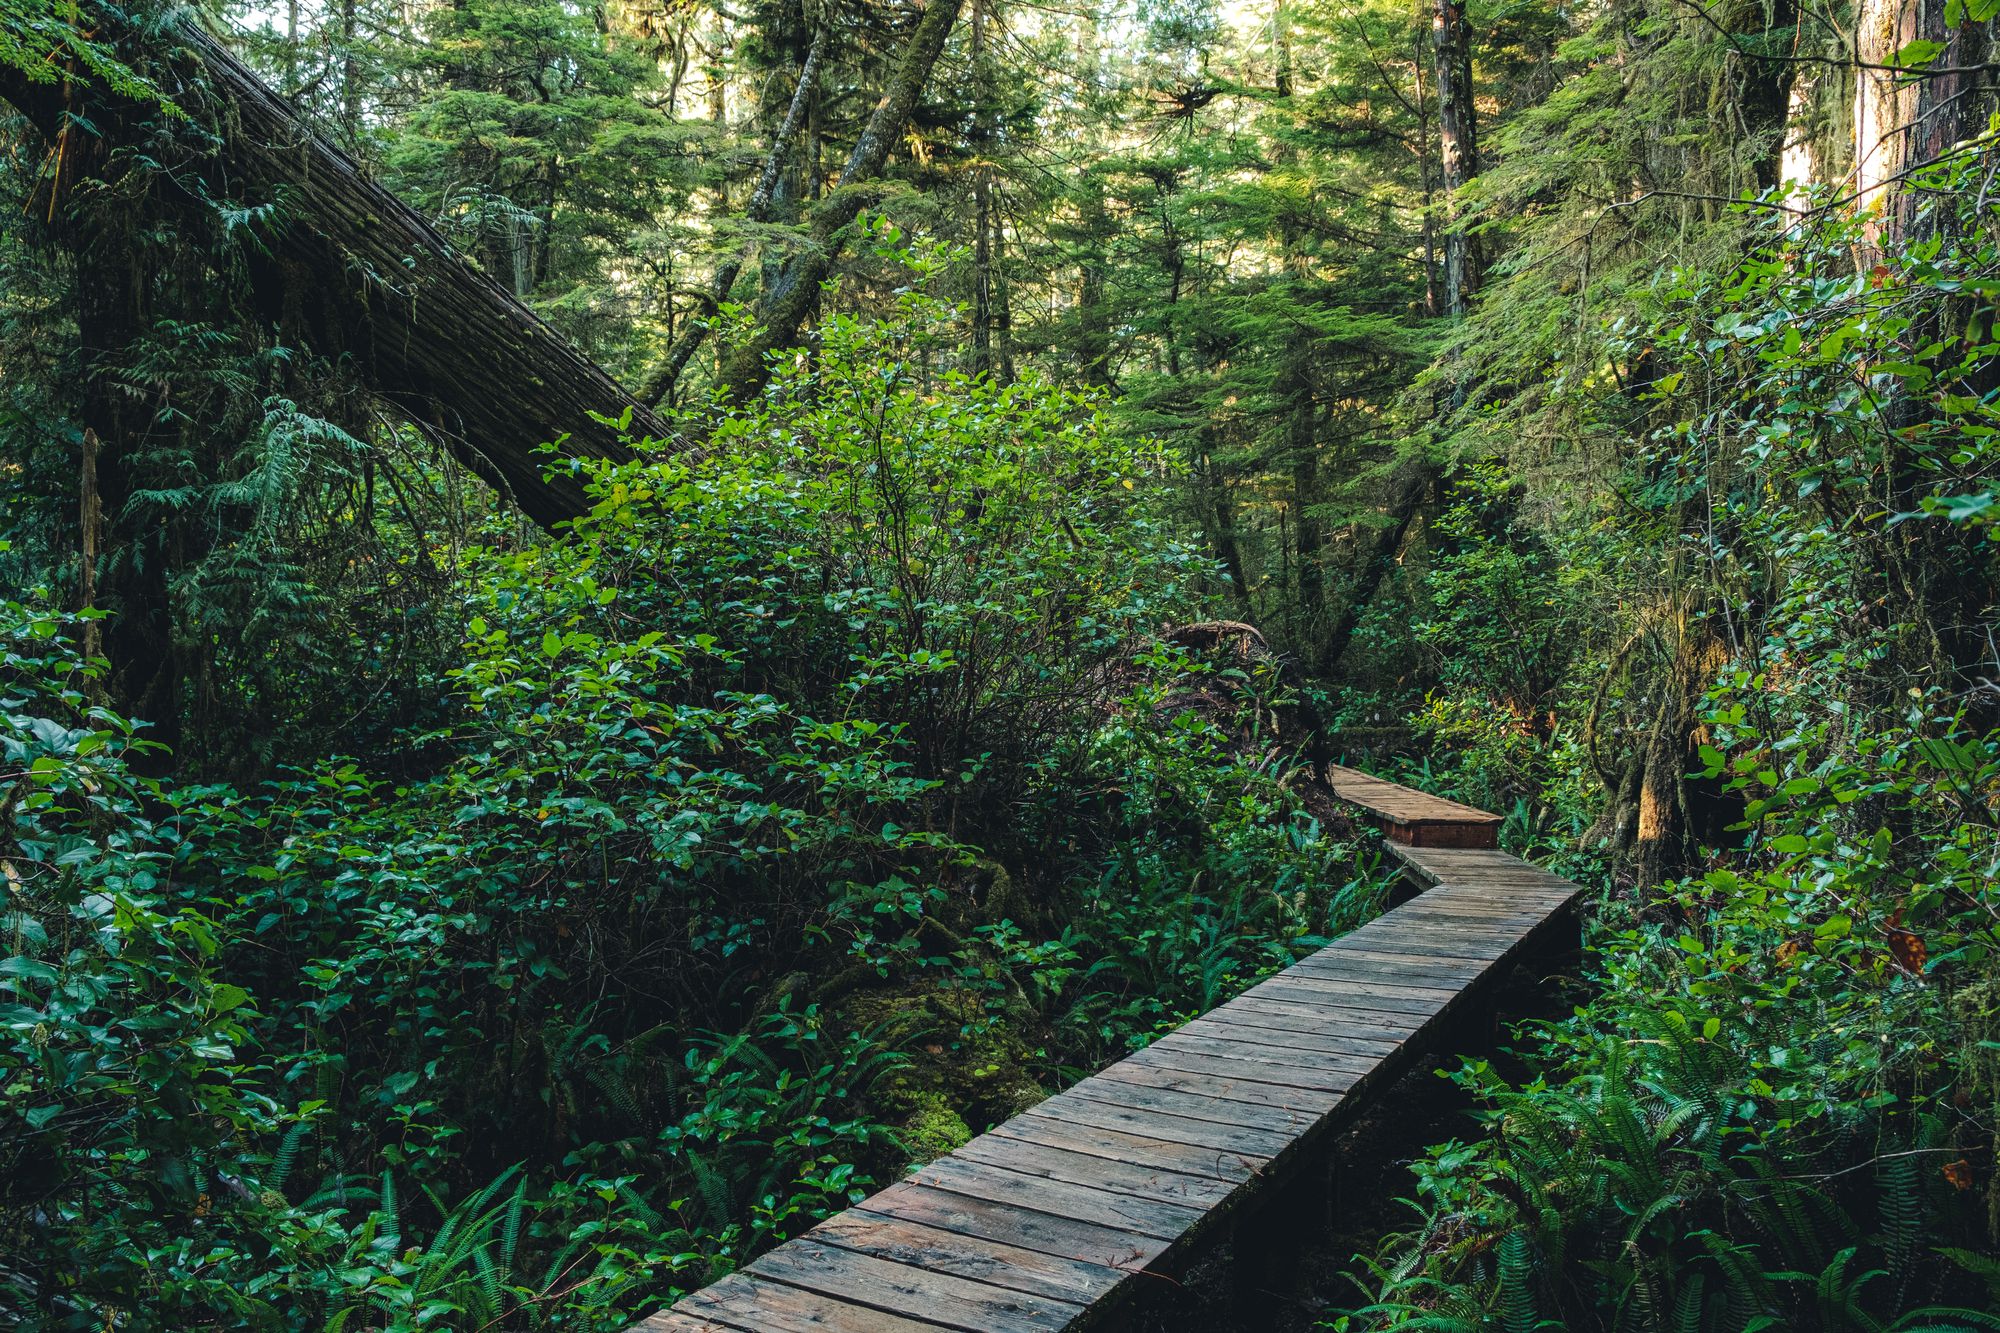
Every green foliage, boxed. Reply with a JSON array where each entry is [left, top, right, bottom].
[[373, 0, 700, 362], [0, 0, 169, 107], [0, 584, 292, 1327], [1341, 154, 2000, 1333], [1048, 645, 1391, 1060], [14, 0, 2000, 1328], [2, 264, 1376, 1327], [1348, 858, 2000, 1331]]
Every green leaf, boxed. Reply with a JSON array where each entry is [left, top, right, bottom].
[[0, 957, 59, 985], [1889, 39, 1946, 69], [210, 984, 252, 1013]]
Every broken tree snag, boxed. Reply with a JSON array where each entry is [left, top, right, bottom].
[[2, 9, 666, 529], [714, 0, 965, 404]]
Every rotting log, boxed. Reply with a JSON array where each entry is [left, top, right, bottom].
[[2, 7, 667, 529]]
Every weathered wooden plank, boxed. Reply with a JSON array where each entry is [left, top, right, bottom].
[[858, 1180, 1166, 1272], [678, 1273, 954, 1333], [1394, 846, 1581, 894], [912, 1156, 1205, 1240], [1212, 994, 1427, 1039], [747, 1239, 1083, 1332], [1255, 968, 1462, 1001], [1028, 1089, 1299, 1156], [1291, 955, 1491, 986], [1224, 986, 1449, 1030], [1330, 928, 1521, 960], [1428, 877, 1569, 892], [1325, 765, 1500, 822], [1096, 1054, 1357, 1106], [990, 1108, 1272, 1182], [1177, 1016, 1401, 1058], [1246, 976, 1457, 1014], [1062, 1070, 1323, 1133], [808, 1210, 1126, 1308], [1326, 765, 1503, 847], [1129, 1038, 1376, 1088], [1392, 892, 1561, 914], [1322, 944, 1513, 971], [1328, 928, 1515, 958], [1138, 1030, 1382, 1080], [953, 1133, 1238, 1209]]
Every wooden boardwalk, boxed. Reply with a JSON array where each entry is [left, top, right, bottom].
[[1325, 764, 1502, 848], [638, 772, 1580, 1333]]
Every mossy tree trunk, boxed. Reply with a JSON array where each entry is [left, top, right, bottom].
[[2, 8, 663, 534]]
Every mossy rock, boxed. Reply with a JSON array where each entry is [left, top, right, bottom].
[[930, 855, 1039, 935], [837, 982, 1049, 1167], [898, 1091, 975, 1159]]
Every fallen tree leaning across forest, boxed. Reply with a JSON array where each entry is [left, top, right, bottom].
[[1, 6, 665, 530]]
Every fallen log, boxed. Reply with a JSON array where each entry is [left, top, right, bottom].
[[2, 6, 666, 529]]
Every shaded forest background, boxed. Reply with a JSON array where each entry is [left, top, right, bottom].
[[4, 0, 2000, 1327]]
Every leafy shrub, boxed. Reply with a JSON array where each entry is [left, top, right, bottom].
[[3, 250, 1385, 1329], [1341, 148, 2000, 1333]]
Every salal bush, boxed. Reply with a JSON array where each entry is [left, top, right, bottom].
[[0, 590, 296, 1326]]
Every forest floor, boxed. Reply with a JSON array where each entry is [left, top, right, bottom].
[[1129, 952, 1592, 1331]]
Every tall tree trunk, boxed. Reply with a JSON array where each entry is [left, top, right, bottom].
[[706, 11, 731, 210], [1273, 1, 1323, 626], [1432, 0, 1478, 317], [969, 0, 996, 377], [1845, 0, 1993, 247], [3, 8, 665, 532], [639, 18, 830, 405], [66, 136, 183, 760], [991, 198, 1017, 385], [713, 0, 965, 403], [1415, 31, 1440, 318], [340, 0, 361, 142]]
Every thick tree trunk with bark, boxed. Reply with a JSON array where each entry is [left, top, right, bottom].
[[1852, 0, 1994, 245], [4, 9, 665, 531], [65, 122, 184, 758], [1431, 0, 1478, 317], [1273, 1, 1325, 626], [1851, 0, 1989, 244]]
